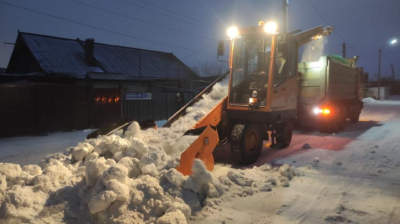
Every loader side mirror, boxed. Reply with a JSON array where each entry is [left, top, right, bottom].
[[217, 41, 225, 56]]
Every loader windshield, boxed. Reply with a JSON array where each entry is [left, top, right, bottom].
[[230, 34, 272, 106]]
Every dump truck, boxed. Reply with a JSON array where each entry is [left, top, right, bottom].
[[296, 56, 364, 133]]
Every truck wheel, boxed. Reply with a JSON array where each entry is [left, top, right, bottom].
[[339, 106, 347, 131], [276, 120, 293, 148], [350, 113, 360, 123], [231, 123, 263, 164]]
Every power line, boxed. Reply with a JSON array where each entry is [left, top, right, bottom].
[[182, 42, 217, 59], [0, 1, 214, 55], [133, 0, 211, 26], [65, 0, 215, 41], [116, 0, 208, 28]]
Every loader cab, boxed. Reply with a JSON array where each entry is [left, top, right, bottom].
[[229, 33, 272, 107], [227, 29, 299, 113]]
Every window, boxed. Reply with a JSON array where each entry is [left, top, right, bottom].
[[288, 40, 298, 78], [273, 36, 288, 86]]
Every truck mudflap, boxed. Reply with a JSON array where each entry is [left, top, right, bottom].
[[175, 125, 219, 176]]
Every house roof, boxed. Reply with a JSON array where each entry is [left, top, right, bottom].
[[8, 32, 198, 80]]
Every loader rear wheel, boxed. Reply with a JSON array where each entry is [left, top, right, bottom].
[[276, 120, 293, 148], [231, 123, 263, 165]]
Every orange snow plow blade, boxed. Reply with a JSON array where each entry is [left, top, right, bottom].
[[175, 125, 219, 176], [175, 97, 226, 175]]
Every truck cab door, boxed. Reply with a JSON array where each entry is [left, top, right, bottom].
[[270, 38, 298, 110]]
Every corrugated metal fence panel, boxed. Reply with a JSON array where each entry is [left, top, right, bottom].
[[0, 85, 35, 137], [69, 86, 89, 129], [36, 85, 72, 132], [123, 92, 196, 121], [93, 89, 121, 127], [0, 85, 197, 138], [0, 84, 89, 138]]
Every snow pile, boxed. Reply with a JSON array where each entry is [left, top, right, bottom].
[[0, 78, 299, 223], [363, 97, 376, 104]]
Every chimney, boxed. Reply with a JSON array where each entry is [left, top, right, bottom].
[[85, 38, 95, 66]]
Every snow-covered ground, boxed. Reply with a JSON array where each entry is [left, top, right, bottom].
[[1, 89, 399, 223], [193, 95, 400, 224], [0, 121, 168, 167], [0, 130, 93, 166]]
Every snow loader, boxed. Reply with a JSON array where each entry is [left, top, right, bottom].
[[87, 23, 336, 175], [87, 22, 364, 177], [167, 24, 335, 175]]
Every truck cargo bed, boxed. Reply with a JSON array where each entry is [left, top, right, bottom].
[[298, 56, 362, 106]]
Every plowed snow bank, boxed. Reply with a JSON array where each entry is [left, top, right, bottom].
[[0, 77, 299, 223]]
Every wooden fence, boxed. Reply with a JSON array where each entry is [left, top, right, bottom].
[[0, 84, 90, 138], [122, 92, 196, 121], [0, 84, 196, 138]]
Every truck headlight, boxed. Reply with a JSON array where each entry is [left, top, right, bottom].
[[251, 90, 258, 98]]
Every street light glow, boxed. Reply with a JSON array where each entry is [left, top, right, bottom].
[[391, 39, 397, 44]]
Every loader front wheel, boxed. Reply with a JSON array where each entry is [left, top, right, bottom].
[[231, 123, 263, 165]]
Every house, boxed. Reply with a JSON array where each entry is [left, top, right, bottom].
[[1, 31, 207, 137]]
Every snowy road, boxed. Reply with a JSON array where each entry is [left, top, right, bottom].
[[194, 96, 400, 224], [1, 97, 399, 223]]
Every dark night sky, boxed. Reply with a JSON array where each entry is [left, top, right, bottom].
[[1, 0, 399, 79]]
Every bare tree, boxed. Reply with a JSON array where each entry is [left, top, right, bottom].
[[192, 61, 228, 77]]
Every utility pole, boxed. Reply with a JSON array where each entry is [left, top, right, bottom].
[[378, 49, 382, 99], [282, 0, 288, 34], [342, 42, 346, 58], [391, 64, 395, 81], [378, 39, 397, 100]]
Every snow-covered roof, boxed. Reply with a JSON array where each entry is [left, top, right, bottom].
[[7, 32, 198, 81]]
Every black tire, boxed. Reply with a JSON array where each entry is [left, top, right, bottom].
[[350, 113, 360, 123], [339, 106, 347, 131], [331, 107, 341, 133], [231, 123, 263, 164], [276, 120, 293, 148]]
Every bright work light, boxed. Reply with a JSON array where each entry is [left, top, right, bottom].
[[264, 21, 278, 34], [227, 26, 239, 39]]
